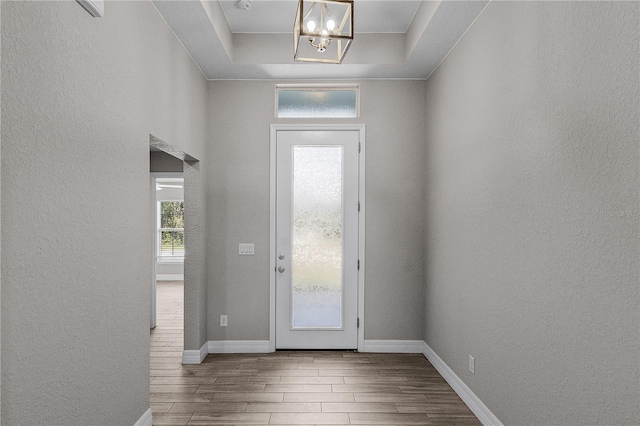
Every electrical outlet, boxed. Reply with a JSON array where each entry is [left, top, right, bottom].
[[469, 355, 475, 375], [220, 315, 227, 327]]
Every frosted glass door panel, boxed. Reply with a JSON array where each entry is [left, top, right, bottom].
[[292, 146, 344, 329]]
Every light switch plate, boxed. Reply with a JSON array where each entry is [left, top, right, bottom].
[[239, 243, 254, 255], [469, 355, 475, 374]]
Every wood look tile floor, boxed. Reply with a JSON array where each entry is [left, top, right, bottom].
[[150, 281, 480, 426]]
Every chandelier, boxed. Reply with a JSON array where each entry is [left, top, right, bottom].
[[294, 0, 354, 64]]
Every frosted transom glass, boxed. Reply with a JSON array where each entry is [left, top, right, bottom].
[[292, 146, 344, 328], [278, 89, 357, 118]]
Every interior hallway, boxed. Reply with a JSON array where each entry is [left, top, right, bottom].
[[149, 281, 480, 425]]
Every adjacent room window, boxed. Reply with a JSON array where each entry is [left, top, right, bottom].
[[276, 85, 359, 118], [158, 201, 184, 261]]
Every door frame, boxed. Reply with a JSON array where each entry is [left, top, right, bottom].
[[269, 124, 366, 352]]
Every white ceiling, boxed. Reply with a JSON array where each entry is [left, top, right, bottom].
[[219, 0, 422, 33], [151, 0, 489, 80]]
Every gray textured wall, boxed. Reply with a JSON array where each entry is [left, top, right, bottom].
[[423, 2, 639, 424], [1, 1, 208, 424], [150, 151, 184, 173], [207, 80, 426, 342]]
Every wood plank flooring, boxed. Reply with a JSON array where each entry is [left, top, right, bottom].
[[150, 281, 480, 425]]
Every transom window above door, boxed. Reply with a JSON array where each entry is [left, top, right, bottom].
[[276, 84, 359, 118]]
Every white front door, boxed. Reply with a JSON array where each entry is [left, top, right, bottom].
[[275, 130, 360, 349]]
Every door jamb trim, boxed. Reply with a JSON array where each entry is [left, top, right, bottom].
[[269, 124, 366, 352]]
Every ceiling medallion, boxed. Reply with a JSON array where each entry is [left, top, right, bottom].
[[293, 0, 354, 64]]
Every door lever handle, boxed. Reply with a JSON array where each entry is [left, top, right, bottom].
[[277, 266, 285, 273]]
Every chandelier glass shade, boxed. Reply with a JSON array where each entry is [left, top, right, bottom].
[[294, 0, 354, 64]]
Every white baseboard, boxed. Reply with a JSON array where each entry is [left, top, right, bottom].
[[422, 342, 503, 426], [156, 274, 184, 281], [182, 341, 208, 364], [362, 339, 425, 353], [209, 340, 271, 353], [182, 340, 270, 364], [133, 408, 152, 426]]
